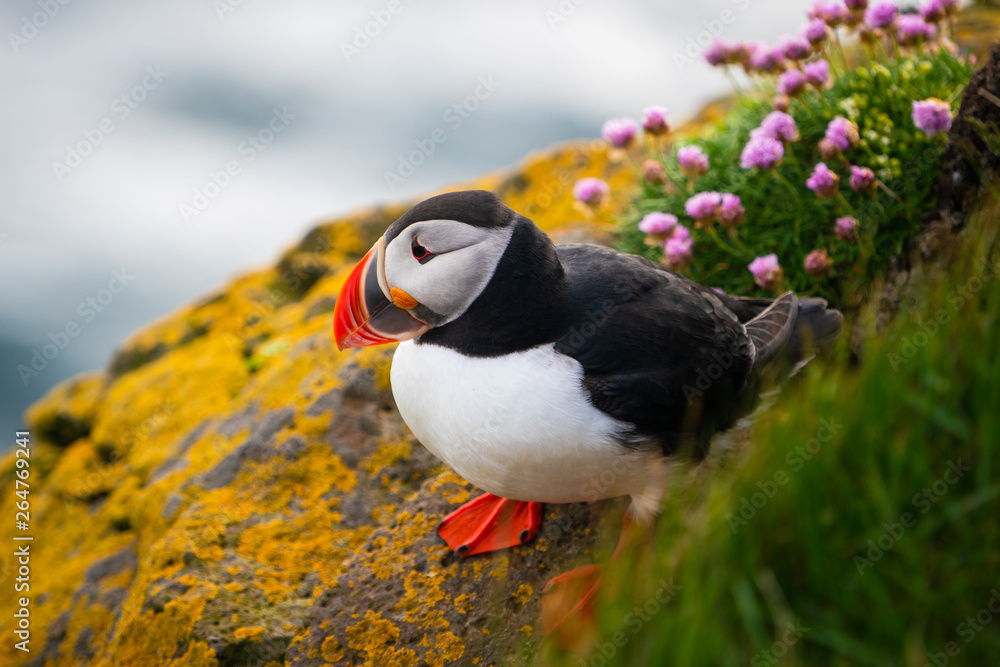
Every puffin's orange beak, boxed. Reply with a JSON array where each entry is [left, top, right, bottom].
[[333, 237, 431, 350]]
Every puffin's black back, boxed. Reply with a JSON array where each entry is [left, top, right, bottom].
[[552, 244, 756, 458]]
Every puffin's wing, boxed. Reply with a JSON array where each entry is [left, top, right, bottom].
[[553, 244, 756, 455]]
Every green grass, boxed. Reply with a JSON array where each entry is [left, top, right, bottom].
[[541, 204, 1000, 665], [616, 49, 973, 304]]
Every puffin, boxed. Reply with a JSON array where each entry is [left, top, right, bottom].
[[332, 190, 842, 641]]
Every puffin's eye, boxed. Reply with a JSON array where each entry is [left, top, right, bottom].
[[411, 240, 434, 264]]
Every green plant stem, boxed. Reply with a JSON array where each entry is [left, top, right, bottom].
[[706, 224, 746, 260], [836, 191, 861, 220], [823, 43, 841, 78], [861, 42, 875, 66], [874, 34, 892, 65], [771, 168, 804, 244], [783, 144, 802, 169], [727, 227, 751, 254], [771, 168, 802, 204], [832, 29, 850, 73], [876, 180, 919, 212], [725, 67, 746, 98], [660, 163, 687, 196]]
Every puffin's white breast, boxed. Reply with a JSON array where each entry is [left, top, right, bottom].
[[389, 340, 657, 503]]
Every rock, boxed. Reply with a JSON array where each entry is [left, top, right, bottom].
[[939, 42, 1000, 223], [286, 474, 617, 667], [0, 138, 637, 667]]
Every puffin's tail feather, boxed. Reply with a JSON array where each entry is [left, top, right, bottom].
[[742, 293, 843, 372], [793, 296, 844, 352], [745, 292, 799, 369]]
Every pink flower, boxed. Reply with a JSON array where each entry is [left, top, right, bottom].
[[801, 19, 829, 45], [844, 0, 869, 10], [748, 254, 783, 290], [642, 160, 667, 185], [685, 191, 723, 223], [728, 42, 754, 67], [849, 165, 877, 193], [718, 193, 746, 228], [804, 249, 834, 276], [777, 69, 808, 97], [602, 117, 639, 148], [642, 107, 670, 136], [638, 212, 678, 238], [896, 14, 936, 46], [920, 0, 947, 22], [865, 1, 898, 29], [704, 40, 732, 66], [664, 225, 694, 269], [825, 117, 860, 152], [806, 162, 840, 199], [803, 60, 831, 87], [818, 138, 839, 160], [678, 146, 710, 178], [749, 42, 786, 73], [835, 215, 859, 241], [572, 178, 610, 206], [741, 135, 784, 170], [808, 0, 849, 26], [912, 98, 953, 135], [780, 34, 812, 61], [757, 111, 800, 143]]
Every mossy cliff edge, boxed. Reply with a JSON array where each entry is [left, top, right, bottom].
[[3, 35, 999, 667]]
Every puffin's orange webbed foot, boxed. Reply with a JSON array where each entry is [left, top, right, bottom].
[[437, 493, 542, 557], [542, 510, 645, 652], [542, 564, 603, 653]]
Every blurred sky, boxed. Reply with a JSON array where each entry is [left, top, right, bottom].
[[0, 0, 816, 435]]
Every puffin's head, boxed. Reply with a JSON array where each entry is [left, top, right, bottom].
[[333, 190, 518, 350]]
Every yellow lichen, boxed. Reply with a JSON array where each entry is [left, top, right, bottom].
[[427, 631, 464, 667], [490, 554, 510, 580], [371, 503, 397, 526], [344, 610, 418, 667], [514, 583, 534, 607], [453, 593, 472, 615], [361, 438, 412, 476], [320, 635, 345, 662], [100, 581, 219, 666], [234, 626, 266, 642], [170, 640, 217, 667]]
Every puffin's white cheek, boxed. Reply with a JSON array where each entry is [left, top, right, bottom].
[[401, 251, 485, 315]]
